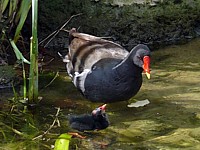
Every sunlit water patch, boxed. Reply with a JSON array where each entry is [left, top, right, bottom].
[[42, 38, 200, 149], [1, 38, 200, 149]]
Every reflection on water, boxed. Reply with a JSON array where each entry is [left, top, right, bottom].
[[2, 38, 200, 149], [45, 38, 200, 149]]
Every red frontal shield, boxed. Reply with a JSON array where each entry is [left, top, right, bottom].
[[143, 56, 150, 79]]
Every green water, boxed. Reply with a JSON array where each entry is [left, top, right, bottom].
[[1, 38, 200, 149]]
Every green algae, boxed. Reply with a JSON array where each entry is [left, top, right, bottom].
[[2, 38, 200, 149], [36, 38, 200, 149]]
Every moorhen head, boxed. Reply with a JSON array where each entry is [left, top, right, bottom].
[[63, 28, 151, 103], [69, 104, 109, 132]]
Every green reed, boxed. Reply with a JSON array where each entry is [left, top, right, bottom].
[[28, 0, 39, 103]]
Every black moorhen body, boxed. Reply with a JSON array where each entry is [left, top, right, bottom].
[[69, 104, 109, 132], [64, 28, 151, 103]]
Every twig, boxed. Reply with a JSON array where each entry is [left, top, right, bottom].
[[12, 128, 24, 136], [45, 72, 59, 89], [61, 29, 113, 40], [68, 132, 86, 139], [39, 13, 83, 47], [0, 122, 25, 137], [39, 71, 59, 92], [32, 107, 61, 140], [61, 29, 70, 33]]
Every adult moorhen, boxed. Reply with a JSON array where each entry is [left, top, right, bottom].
[[69, 104, 109, 132], [63, 28, 151, 103]]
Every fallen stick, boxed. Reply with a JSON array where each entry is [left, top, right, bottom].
[[32, 107, 61, 140]]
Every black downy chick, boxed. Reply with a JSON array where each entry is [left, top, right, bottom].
[[69, 104, 109, 132]]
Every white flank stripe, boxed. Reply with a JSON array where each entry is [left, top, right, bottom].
[[73, 69, 91, 92]]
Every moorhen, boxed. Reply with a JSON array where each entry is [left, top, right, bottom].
[[63, 28, 151, 103], [69, 104, 109, 132]]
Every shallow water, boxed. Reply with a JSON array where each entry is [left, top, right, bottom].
[[41, 38, 200, 150], [1, 38, 200, 149]]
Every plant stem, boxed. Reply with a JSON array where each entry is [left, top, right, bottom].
[[28, 0, 38, 102], [22, 61, 27, 99]]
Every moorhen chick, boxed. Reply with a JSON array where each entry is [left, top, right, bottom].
[[63, 28, 151, 103], [69, 104, 109, 132]]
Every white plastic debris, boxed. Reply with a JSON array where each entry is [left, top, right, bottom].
[[127, 99, 150, 108]]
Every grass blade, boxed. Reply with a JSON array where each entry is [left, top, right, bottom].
[[14, 0, 31, 42], [9, 0, 18, 16], [1, 0, 9, 14], [0, 0, 9, 20], [9, 39, 30, 64]]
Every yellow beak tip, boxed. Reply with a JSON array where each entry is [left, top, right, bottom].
[[145, 73, 151, 79]]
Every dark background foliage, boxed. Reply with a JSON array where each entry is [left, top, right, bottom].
[[38, 0, 200, 50]]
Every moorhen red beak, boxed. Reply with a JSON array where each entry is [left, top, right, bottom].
[[143, 56, 151, 79]]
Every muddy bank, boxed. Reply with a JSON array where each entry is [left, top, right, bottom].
[[39, 0, 200, 50]]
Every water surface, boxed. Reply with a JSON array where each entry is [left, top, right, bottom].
[[1, 38, 200, 150], [50, 39, 200, 149]]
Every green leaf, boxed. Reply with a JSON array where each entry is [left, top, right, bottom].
[[9, 39, 30, 64], [9, 0, 18, 17], [1, 0, 9, 14], [54, 133, 72, 150], [14, 0, 31, 42]]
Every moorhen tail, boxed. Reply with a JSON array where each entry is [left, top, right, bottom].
[[63, 28, 151, 103], [69, 104, 109, 132]]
